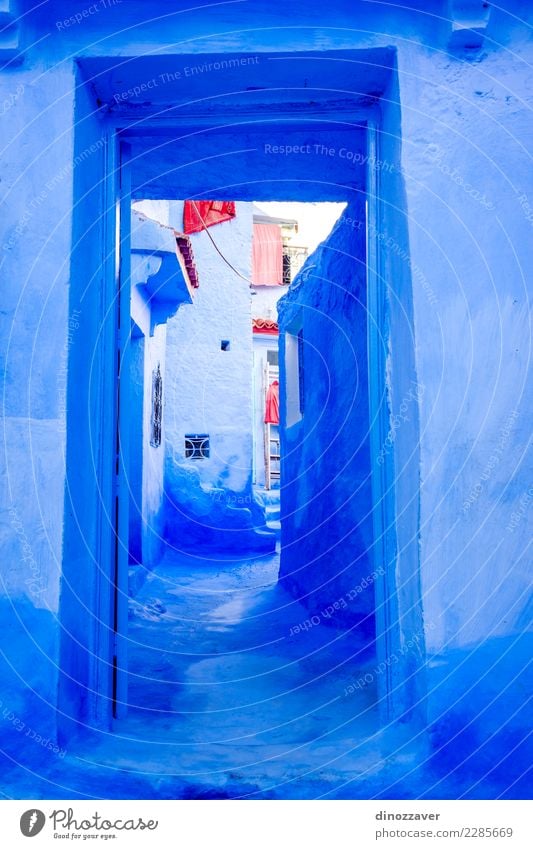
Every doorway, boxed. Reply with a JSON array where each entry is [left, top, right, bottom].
[[59, 49, 423, 741]]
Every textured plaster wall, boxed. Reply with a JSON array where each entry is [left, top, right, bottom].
[[394, 39, 532, 655], [278, 198, 375, 633], [0, 61, 74, 612], [140, 324, 167, 567], [392, 31, 532, 738], [59, 67, 111, 727], [0, 57, 77, 728], [375, 69, 427, 715], [128, 322, 168, 573], [163, 200, 254, 493], [135, 200, 275, 552], [251, 284, 287, 321], [0, 1, 530, 744], [128, 209, 188, 574]]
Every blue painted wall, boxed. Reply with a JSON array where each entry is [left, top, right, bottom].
[[128, 209, 195, 579], [278, 195, 376, 635], [135, 200, 276, 554], [58, 64, 113, 729], [0, 0, 530, 769]]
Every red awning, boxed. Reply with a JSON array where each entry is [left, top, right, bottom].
[[252, 222, 283, 285], [183, 200, 236, 234]]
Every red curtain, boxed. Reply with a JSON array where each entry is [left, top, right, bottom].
[[183, 200, 236, 234], [252, 222, 283, 285], [265, 381, 280, 424]]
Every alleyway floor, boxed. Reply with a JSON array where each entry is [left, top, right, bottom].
[[1, 548, 513, 799]]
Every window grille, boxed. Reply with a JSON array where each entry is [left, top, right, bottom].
[[150, 363, 163, 447], [185, 434, 210, 460], [282, 244, 309, 284]]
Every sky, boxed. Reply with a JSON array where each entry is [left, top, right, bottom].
[[255, 201, 347, 254]]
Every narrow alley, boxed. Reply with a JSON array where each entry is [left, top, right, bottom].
[[4, 544, 419, 799], [2, 537, 527, 800]]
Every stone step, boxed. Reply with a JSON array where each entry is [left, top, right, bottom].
[[265, 503, 280, 520], [254, 488, 281, 508], [266, 518, 281, 539]]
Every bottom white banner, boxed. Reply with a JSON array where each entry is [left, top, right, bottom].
[[1, 800, 530, 848]]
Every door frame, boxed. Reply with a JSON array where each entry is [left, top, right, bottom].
[[70, 128, 132, 727], [111, 139, 132, 720], [82, 112, 414, 727], [366, 120, 403, 721], [91, 130, 131, 725]]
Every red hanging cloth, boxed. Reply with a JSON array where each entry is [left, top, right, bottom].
[[183, 200, 236, 234], [265, 380, 280, 424], [252, 222, 283, 285]]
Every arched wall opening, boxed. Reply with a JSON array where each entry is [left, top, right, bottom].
[[59, 48, 424, 739]]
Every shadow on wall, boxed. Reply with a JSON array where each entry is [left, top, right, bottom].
[[277, 196, 375, 636], [162, 461, 276, 554], [0, 599, 60, 747], [426, 632, 533, 799]]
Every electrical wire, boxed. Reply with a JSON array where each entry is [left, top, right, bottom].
[[189, 200, 256, 286]]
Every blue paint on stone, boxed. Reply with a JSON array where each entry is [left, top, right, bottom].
[[0, 0, 531, 799], [278, 197, 376, 636]]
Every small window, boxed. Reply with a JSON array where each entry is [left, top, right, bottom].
[[221, 340, 231, 351], [267, 349, 279, 366], [185, 434, 210, 460], [285, 322, 304, 427], [297, 328, 304, 415], [150, 363, 163, 447]]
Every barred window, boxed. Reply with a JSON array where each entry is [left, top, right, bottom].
[[185, 434, 210, 460], [282, 244, 309, 284]]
